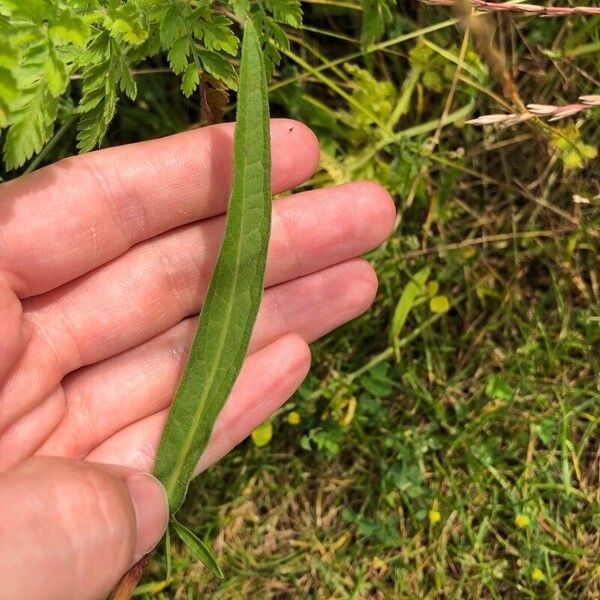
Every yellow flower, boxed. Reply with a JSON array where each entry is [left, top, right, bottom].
[[531, 567, 545, 582], [287, 411, 301, 425], [426, 280, 439, 297], [428, 509, 441, 525], [514, 514, 530, 529], [429, 295, 450, 314]]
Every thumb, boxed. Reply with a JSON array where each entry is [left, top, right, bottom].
[[0, 457, 168, 600]]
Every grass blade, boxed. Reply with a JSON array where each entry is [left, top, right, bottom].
[[153, 19, 271, 514], [390, 266, 430, 358]]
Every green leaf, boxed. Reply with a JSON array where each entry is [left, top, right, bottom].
[[153, 20, 271, 515], [0, 41, 20, 69], [76, 34, 136, 151], [363, 362, 393, 398], [133, 580, 171, 595], [251, 421, 273, 447], [160, 6, 184, 48], [485, 374, 514, 401], [232, 0, 250, 19], [76, 34, 117, 152], [423, 70, 443, 93], [114, 42, 137, 100], [181, 63, 199, 97], [105, 2, 147, 45], [390, 266, 430, 356], [167, 35, 189, 74], [197, 48, 237, 89], [14, 0, 45, 22], [264, 18, 289, 52], [3, 83, 57, 169], [48, 13, 90, 47], [0, 66, 17, 103], [0, 98, 8, 127], [193, 16, 238, 55], [2, 40, 57, 169], [172, 519, 224, 579], [360, 0, 392, 47], [45, 44, 68, 97], [264, 0, 302, 27]]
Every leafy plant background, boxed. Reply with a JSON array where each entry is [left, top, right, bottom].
[[2, 0, 600, 597]]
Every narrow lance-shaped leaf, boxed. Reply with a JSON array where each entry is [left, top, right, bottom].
[[153, 20, 271, 515], [390, 266, 430, 359], [172, 519, 224, 579]]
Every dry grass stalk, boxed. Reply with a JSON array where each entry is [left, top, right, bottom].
[[421, 0, 600, 17], [449, 0, 523, 106], [467, 94, 600, 126]]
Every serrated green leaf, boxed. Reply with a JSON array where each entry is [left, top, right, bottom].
[[76, 34, 117, 152], [181, 63, 199, 97], [153, 20, 270, 514], [3, 83, 57, 169], [49, 13, 90, 47], [0, 41, 20, 68], [193, 16, 238, 55], [265, 18, 290, 52], [77, 91, 116, 152], [197, 48, 237, 89], [2, 40, 58, 169], [117, 62, 136, 100], [0, 0, 19, 13], [167, 35, 189, 74], [17, 0, 46, 22], [264, 0, 302, 27], [231, 0, 250, 19], [16, 39, 47, 82], [0, 97, 8, 127], [113, 40, 137, 100], [0, 66, 17, 103], [105, 2, 147, 45], [172, 519, 224, 579], [45, 45, 68, 97], [160, 5, 183, 48], [360, 0, 392, 47]]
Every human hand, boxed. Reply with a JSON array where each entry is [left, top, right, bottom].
[[0, 120, 394, 598]]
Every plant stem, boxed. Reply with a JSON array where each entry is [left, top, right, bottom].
[[421, 0, 600, 16]]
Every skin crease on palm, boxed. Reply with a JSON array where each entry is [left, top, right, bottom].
[[0, 119, 395, 599]]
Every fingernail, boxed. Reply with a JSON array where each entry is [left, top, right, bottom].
[[126, 472, 169, 562]]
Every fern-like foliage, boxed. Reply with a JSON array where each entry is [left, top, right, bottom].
[[360, 0, 394, 47], [0, 0, 303, 170]]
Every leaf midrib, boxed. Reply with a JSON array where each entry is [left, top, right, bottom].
[[163, 49, 262, 501]]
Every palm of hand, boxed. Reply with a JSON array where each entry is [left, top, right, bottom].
[[0, 120, 394, 476]]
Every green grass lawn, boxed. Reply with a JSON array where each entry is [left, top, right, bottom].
[[136, 5, 600, 596]]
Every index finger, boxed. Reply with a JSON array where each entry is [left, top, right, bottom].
[[0, 119, 319, 298]]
